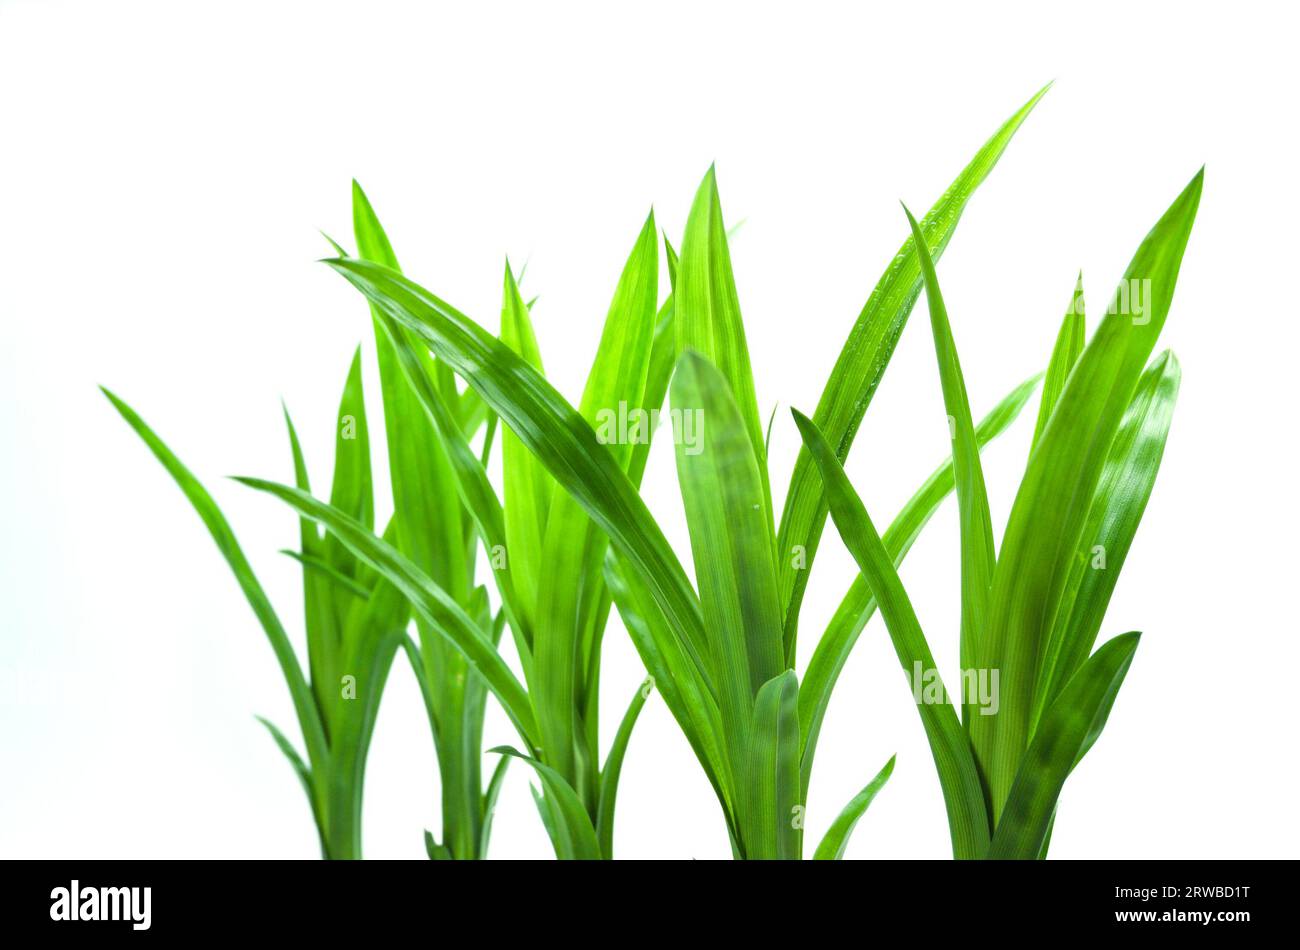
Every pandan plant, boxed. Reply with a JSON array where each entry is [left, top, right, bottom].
[[795, 165, 1201, 858], [104, 189, 507, 860], [245, 85, 1086, 858], [241, 186, 672, 859], [102, 353, 415, 859]]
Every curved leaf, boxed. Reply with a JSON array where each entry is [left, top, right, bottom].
[[595, 677, 652, 859], [814, 754, 895, 860], [1033, 351, 1180, 730], [478, 754, 512, 859], [533, 213, 658, 791], [775, 83, 1052, 659], [323, 256, 710, 691], [101, 389, 329, 779], [974, 169, 1202, 817], [988, 632, 1141, 859], [490, 747, 601, 860], [603, 552, 731, 821], [798, 374, 1039, 791], [235, 477, 541, 752], [254, 716, 316, 818], [792, 409, 990, 859]]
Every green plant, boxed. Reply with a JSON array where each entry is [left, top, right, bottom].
[[104, 186, 507, 859], [240, 186, 673, 859], [342, 185, 514, 860], [794, 167, 1201, 858], [101, 355, 410, 860], [243, 85, 1064, 858]]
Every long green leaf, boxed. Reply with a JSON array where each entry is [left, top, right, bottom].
[[792, 409, 990, 858], [323, 346, 374, 581], [904, 204, 995, 728], [375, 307, 534, 676], [478, 754, 512, 859], [282, 402, 341, 720], [254, 715, 317, 824], [499, 263, 551, 635], [603, 552, 731, 821], [101, 388, 329, 781], [672, 352, 784, 777], [352, 181, 471, 738], [323, 257, 710, 693], [533, 213, 658, 793], [235, 477, 541, 752], [798, 374, 1040, 792], [676, 167, 771, 528], [279, 549, 372, 601], [670, 351, 785, 845], [775, 83, 1051, 661], [974, 168, 1203, 817], [1033, 351, 1180, 729]]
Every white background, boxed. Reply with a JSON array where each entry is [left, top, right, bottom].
[[2, 0, 1296, 859]]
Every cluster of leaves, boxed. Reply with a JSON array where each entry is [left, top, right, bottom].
[[104, 82, 1200, 859], [797, 166, 1199, 857]]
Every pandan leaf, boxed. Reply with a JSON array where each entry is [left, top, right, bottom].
[[814, 754, 896, 860], [776, 84, 1052, 661], [988, 632, 1141, 859], [792, 409, 990, 859]]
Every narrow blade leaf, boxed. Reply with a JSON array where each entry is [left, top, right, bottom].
[[904, 204, 995, 727], [776, 84, 1051, 659], [792, 408, 990, 858], [813, 754, 895, 860]]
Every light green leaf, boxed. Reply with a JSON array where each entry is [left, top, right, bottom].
[[254, 715, 316, 821], [279, 549, 372, 601], [813, 754, 895, 860], [775, 83, 1051, 662], [323, 257, 710, 697], [671, 351, 785, 812], [533, 213, 658, 792], [490, 746, 602, 860], [499, 263, 552, 634], [676, 167, 771, 528], [595, 677, 652, 859], [235, 477, 541, 752], [1032, 273, 1086, 448], [478, 754, 512, 859], [746, 670, 801, 860], [101, 388, 329, 781], [603, 552, 731, 820]]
